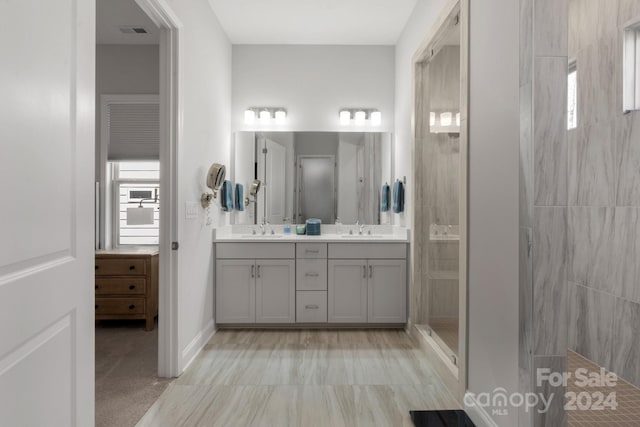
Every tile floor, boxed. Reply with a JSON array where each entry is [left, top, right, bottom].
[[137, 329, 460, 427]]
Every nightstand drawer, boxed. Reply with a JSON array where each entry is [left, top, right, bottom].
[[95, 278, 146, 295], [95, 297, 145, 315], [95, 259, 146, 276]]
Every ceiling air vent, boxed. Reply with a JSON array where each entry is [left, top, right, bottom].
[[119, 26, 149, 34]]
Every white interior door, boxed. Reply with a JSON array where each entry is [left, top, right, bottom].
[[0, 0, 95, 425], [265, 138, 287, 224]]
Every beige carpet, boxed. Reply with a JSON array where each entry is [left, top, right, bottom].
[[95, 320, 172, 427]]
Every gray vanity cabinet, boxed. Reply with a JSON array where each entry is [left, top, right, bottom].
[[215, 259, 256, 324], [255, 259, 295, 323], [328, 243, 407, 324], [328, 260, 368, 323], [215, 243, 296, 324]]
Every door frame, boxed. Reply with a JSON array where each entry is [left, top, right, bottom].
[[135, 0, 182, 377], [410, 0, 469, 402]]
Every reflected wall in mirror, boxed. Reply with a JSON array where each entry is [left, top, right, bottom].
[[233, 132, 393, 225]]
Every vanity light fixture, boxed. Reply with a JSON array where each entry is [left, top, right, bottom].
[[259, 109, 271, 124], [370, 111, 382, 126], [244, 109, 256, 125], [456, 112, 461, 127], [275, 110, 287, 125], [354, 110, 367, 125], [440, 112, 453, 127], [430, 112, 436, 127], [340, 110, 351, 125]]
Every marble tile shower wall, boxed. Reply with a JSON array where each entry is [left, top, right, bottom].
[[520, 0, 569, 425], [567, 0, 640, 392], [521, 1, 640, 426]]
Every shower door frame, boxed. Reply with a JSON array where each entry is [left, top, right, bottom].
[[410, 0, 469, 403]]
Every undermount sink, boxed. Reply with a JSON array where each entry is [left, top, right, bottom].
[[240, 234, 284, 238], [341, 234, 385, 238]]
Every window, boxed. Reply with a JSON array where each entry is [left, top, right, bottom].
[[112, 161, 160, 246], [623, 22, 640, 112], [568, 62, 578, 130]]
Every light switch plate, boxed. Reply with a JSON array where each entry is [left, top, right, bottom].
[[185, 201, 199, 219]]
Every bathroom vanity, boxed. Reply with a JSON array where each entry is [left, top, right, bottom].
[[213, 228, 408, 326]]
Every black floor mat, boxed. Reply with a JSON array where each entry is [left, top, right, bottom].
[[409, 410, 476, 427]]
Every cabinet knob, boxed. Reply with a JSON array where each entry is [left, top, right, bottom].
[[129, 265, 136, 270], [95, 265, 99, 270], [129, 305, 136, 310], [95, 305, 98, 310], [129, 285, 136, 290], [95, 285, 98, 290]]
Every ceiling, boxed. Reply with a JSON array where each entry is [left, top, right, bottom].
[[97, 0, 159, 45], [207, 0, 419, 45]]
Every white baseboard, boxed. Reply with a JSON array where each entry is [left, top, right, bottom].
[[180, 320, 216, 373], [464, 392, 499, 427]]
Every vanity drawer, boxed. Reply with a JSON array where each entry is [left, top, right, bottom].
[[328, 243, 407, 259], [95, 278, 146, 296], [296, 259, 327, 291], [95, 297, 145, 315], [296, 291, 327, 323], [296, 243, 327, 259], [217, 243, 295, 259], [95, 259, 146, 276]]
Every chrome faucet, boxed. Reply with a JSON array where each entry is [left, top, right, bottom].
[[357, 221, 365, 235], [260, 219, 271, 235]]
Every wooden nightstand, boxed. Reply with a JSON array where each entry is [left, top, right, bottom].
[[95, 247, 159, 331]]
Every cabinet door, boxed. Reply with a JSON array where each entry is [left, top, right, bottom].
[[216, 260, 255, 324], [367, 260, 407, 323], [328, 260, 368, 323], [255, 259, 296, 323]]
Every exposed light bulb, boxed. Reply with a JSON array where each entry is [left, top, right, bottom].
[[340, 110, 351, 125], [354, 110, 366, 125], [259, 110, 271, 124], [440, 112, 452, 127], [244, 109, 256, 125], [370, 111, 382, 126], [456, 112, 461, 127], [430, 112, 436, 127], [275, 110, 286, 125]]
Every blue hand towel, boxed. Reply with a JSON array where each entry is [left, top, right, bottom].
[[235, 183, 244, 211], [393, 180, 404, 213], [381, 183, 390, 212], [221, 180, 233, 212]]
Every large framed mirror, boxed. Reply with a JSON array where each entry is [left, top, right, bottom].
[[233, 132, 394, 225]]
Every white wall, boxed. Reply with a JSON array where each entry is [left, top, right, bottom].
[[167, 0, 232, 371], [232, 45, 395, 133], [394, 0, 448, 228], [466, 0, 519, 425]]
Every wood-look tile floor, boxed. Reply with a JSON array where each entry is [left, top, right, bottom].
[[137, 329, 460, 427]]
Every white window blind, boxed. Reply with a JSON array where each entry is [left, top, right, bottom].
[[102, 95, 160, 160]]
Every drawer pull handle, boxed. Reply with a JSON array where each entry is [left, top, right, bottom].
[[305, 249, 320, 253], [129, 305, 136, 310], [305, 272, 319, 277], [257, 265, 261, 278], [129, 265, 136, 270], [369, 265, 373, 278], [129, 285, 136, 290], [305, 304, 319, 309], [251, 265, 255, 278]]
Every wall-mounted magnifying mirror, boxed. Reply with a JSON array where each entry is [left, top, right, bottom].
[[201, 163, 226, 208]]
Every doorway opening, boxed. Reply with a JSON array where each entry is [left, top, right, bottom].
[[95, 0, 181, 425]]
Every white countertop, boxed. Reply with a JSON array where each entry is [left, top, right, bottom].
[[213, 225, 410, 243]]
